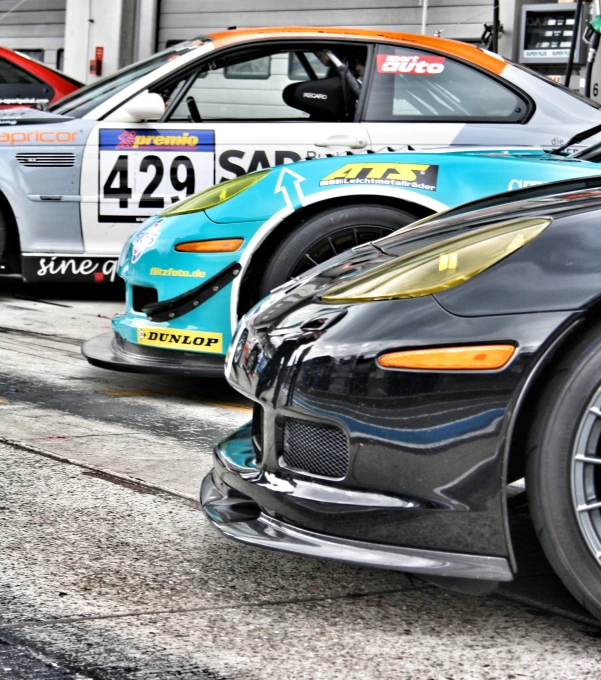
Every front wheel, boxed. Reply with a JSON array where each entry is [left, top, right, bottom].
[[526, 326, 601, 620], [258, 204, 419, 298]]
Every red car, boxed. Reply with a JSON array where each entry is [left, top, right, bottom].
[[0, 47, 81, 108]]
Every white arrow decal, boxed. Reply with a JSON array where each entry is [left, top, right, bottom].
[[274, 167, 307, 210]]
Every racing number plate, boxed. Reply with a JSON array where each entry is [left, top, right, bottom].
[[98, 128, 215, 222]]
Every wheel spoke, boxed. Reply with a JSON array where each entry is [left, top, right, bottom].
[[353, 228, 359, 247], [327, 237, 338, 256], [575, 455, 601, 465], [577, 500, 601, 512], [304, 253, 318, 266], [590, 406, 601, 417]]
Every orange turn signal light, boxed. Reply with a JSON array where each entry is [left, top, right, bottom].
[[377, 345, 516, 371], [175, 238, 244, 253]]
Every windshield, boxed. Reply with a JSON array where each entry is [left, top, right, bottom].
[[51, 40, 209, 118]]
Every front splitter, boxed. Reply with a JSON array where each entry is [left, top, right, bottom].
[[82, 332, 225, 377], [200, 473, 514, 582]]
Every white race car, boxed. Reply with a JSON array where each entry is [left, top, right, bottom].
[[1, 26, 600, 283]]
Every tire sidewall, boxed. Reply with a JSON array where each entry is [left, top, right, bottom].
[[527, 332, 601, 618]]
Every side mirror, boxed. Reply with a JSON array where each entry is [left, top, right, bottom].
[[123, 92, 165, 122]]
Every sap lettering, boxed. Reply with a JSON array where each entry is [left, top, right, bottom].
[[218, 149, 303, 181], [0, 130, 79, 144]]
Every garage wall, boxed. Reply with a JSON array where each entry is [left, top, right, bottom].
[[157, 0, 495, 50], [0, 0, 66, 68]]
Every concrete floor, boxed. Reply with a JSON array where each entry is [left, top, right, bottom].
[[1, 281, 600, 679]]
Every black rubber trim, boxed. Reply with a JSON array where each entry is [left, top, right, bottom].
[[142, 261, 241, 323]]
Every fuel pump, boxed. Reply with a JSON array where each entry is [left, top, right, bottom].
[[584, 0, 601, 99]]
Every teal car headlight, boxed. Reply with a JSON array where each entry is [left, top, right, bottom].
[[161, 169, 270, 217]]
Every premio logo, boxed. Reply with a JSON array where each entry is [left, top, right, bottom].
[[116, 130, 201, 149], [99, 128, 215, 153]]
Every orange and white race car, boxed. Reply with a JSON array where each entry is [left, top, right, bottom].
[[1, 27, 600, 282]]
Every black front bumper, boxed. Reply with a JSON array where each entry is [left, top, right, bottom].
[[200, 434, 513, 582], [82, 332, 224, 377]]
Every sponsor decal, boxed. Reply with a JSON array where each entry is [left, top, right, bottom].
[[149, 267, 206, 278], [0, 98, 49, 105], [22, 256, 118, 283], [131, 219, 163, 264], [100, 129, 213, 152], [303, 92, 327, 99], [320, 162, 439, 191], [137, 327, 222, 354], [508, 179, 544, 190], [98, 128, 215, 223], [377, 54, 445, 75], [218, 148, 309, 181], [0, 129, 79, 144]]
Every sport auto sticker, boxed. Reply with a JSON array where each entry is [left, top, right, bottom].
[[377, 54, 445, 75], [98, 128, 215, 222], [137, 327, 222, 353], [320, 162, 439, 191]]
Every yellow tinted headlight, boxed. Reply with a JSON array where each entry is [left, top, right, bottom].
[[161, 170, 270, 217], [322, 217, 551, 303]]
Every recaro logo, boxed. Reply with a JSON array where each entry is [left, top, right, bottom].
[[0, 129, 79, 144], [303, 92, 327, 100]]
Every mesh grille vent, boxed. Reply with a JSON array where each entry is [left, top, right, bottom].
[[282, 419, 348, 478]]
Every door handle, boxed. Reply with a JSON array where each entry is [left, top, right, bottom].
[[315, 135, 367, 149]]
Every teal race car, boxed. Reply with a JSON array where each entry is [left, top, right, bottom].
[[82, 132, 601, 376]]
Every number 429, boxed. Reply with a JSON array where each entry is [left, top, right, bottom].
[[103, 154, 196, 209]]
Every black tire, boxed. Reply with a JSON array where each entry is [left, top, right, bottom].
[[258, 204, 419, 298], [526, 325, 601, 620]]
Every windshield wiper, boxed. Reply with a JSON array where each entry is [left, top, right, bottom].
[[550, 122, 601, 155]]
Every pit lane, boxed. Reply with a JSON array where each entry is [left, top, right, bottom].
[[1, 281, 600, 679]]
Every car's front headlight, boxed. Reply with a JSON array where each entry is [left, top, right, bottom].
[[161, 170, 270, 217], [322, 217, 551, 303]]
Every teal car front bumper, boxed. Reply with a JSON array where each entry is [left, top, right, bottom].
[[82, 210, 265, 376]]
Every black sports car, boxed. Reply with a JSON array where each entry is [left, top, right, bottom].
[[201, 176, 601, 620]]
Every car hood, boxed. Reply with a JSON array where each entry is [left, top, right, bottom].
[[244, 182, 601, 332]]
